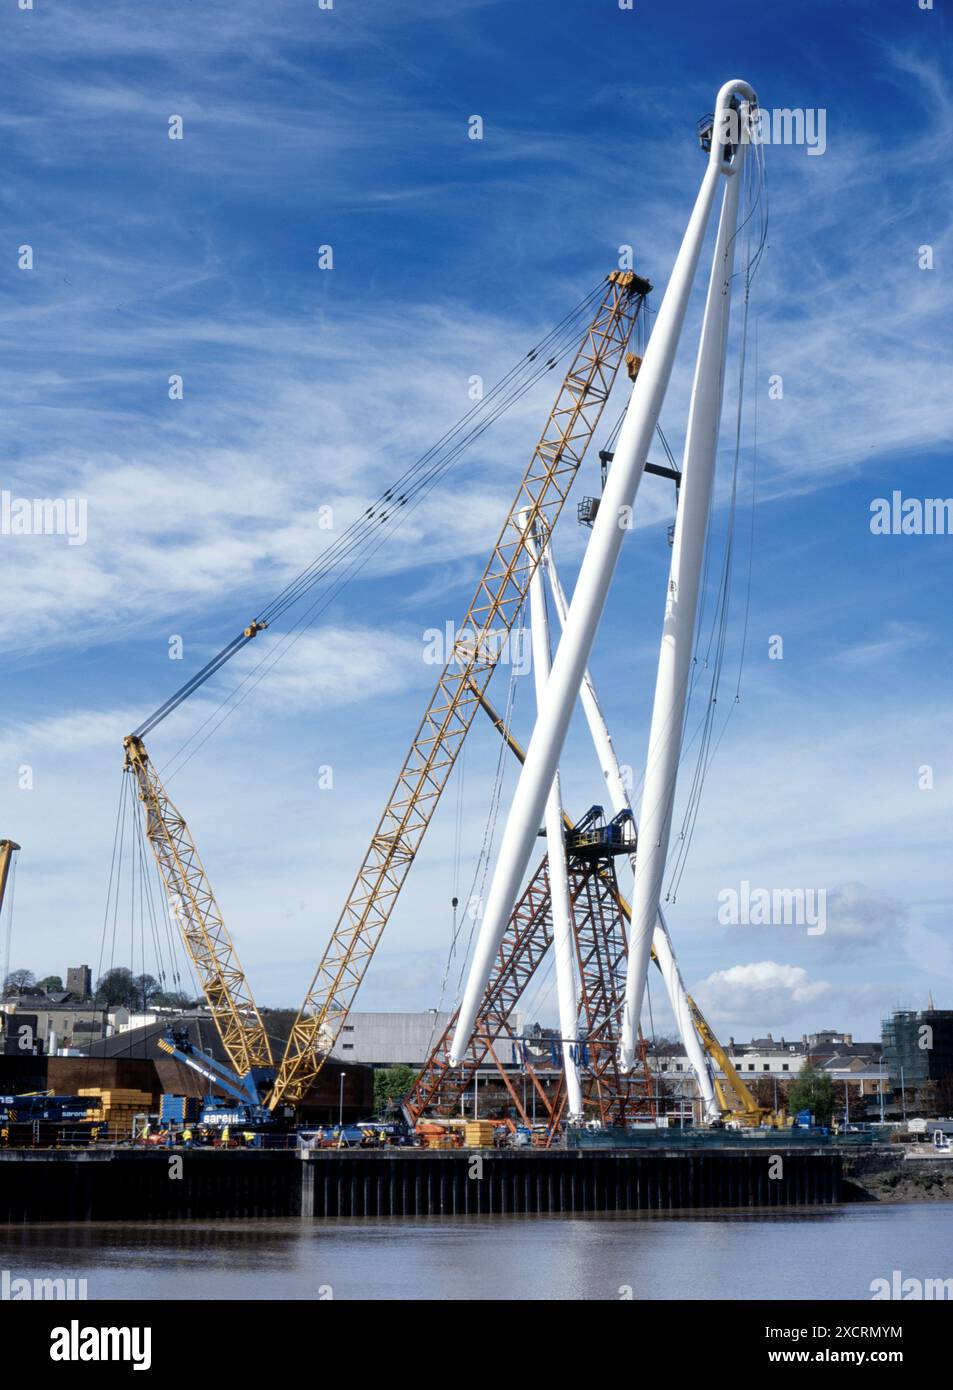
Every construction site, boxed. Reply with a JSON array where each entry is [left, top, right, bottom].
[[0, 82, 866, 1215]]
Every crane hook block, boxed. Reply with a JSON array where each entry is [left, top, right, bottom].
[[626, 352, 643, 382], [243, 619, 268, 639]]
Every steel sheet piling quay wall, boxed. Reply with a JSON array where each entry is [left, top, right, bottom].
[[0, 1147, 841, 1221], [294, 1148, 842, 1217]]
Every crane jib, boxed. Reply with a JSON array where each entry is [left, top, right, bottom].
[[269, 270, 649, 1108], [132, 629, 258, 739], [121, 271, 649, 1114]]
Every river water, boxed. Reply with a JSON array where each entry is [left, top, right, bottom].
[[2, 1203, 951, 1301]]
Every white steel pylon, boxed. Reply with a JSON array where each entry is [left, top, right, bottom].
[[450, 79, 758, 1068], [525, 514, 583, 1119], [619, 88, 754, 1072], [539, 541, 720, 1120]]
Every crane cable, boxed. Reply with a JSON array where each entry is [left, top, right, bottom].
[[133, 281, 608, 746], [259, 283, 605, 625], [157, 298, 601, 784], [96, 774, 200, 1060]]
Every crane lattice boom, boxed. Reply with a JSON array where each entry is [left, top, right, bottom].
[[270, 270, 650, 1107], [123, 736, 274, 1077]]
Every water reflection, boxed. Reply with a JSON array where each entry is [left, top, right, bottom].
[[0, 1205, 948, 1301]]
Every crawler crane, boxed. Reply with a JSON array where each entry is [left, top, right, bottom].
[[124, 271, 665, 1113]]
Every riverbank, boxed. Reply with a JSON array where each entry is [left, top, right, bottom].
[[843, 1146, 953, 1203]]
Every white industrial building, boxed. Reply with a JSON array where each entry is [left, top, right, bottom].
[[335, 1009, 527, 1067]]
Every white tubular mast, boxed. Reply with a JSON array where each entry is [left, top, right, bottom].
[[539, 542, 720, 1120], [619, 85, 754, 1072], [525, 518, 584, 1119], [450, 80, 756, 1067]]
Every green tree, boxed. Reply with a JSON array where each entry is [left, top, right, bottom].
[[3, 968, 36, 995], [788, 1063, 835, 1126], [373, 1065, 417, 1116], [134, 973, 161, 1008], [95, 968, 136, 1007], [750, 1075, 789, 1112], [37, 974, 64, 993], [94, 968, 160, 1010]]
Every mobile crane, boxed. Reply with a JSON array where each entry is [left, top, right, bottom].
[[156, 1027, 288, 1128], [126, 275, 769, 1128], [124, 271, 652, 1115]]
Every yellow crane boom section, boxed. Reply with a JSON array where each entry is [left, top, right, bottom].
[[269, 271, 648, 1108], [0, 839, 20, 920], [123, 736, 273, 1076]]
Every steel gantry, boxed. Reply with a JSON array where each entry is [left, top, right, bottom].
[[404, 853, 558, 1126], [402, 841, 657, 1133]]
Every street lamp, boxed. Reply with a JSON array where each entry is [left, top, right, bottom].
[[339, 1071, 346, 1129]]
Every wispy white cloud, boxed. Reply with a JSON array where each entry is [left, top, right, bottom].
[[833, 621, 928, 668]]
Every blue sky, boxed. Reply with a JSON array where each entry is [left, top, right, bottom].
[[1, 0, 951, 1046]]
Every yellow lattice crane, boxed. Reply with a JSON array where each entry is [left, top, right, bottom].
[[121, 271, 649, 1111], [269, 271, 649, 1107], [684, 994, 785, 1127], [0, 839, 20, 918], [122, 736, 273, 1077]]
